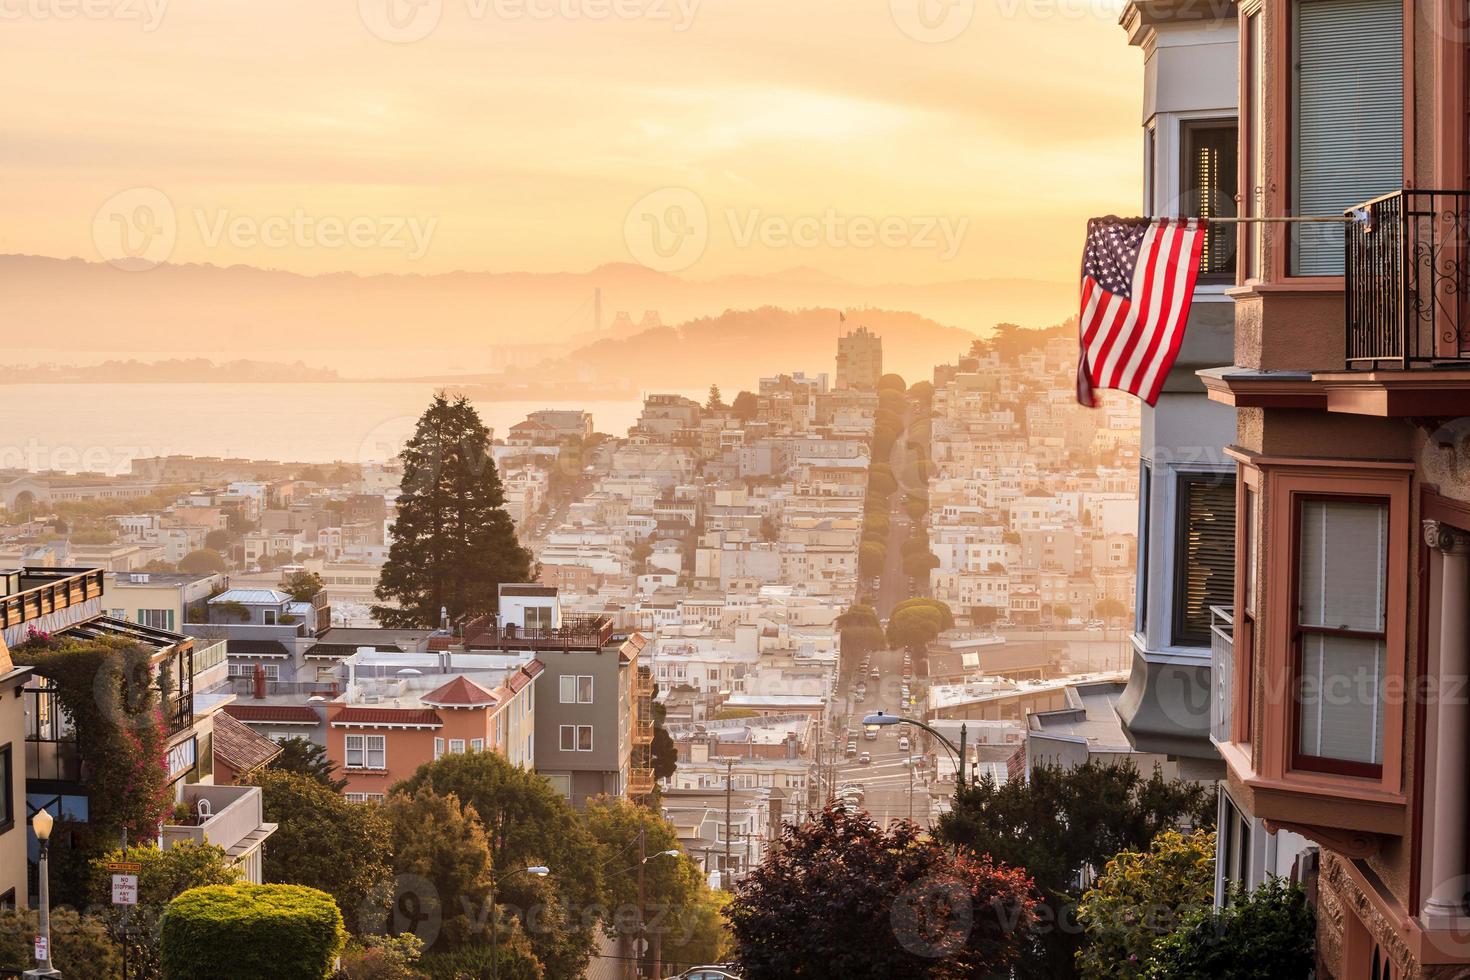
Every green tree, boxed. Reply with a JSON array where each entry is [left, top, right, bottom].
[[661, 887, 732, 970], [335, 933, 425, 980], [728, 802, 1037, 979], [583, 797, 710, 975], [1147, 878, 1314, 979], [90, 840, 241, 979], [859, 541, 886, 577], [937, 762, 1215, 980], [180, 548, 228, 574], [705, 384, 725, 411], [374, 393, 532, 628], [877, 373, 908, 393], [271, 736, 348, 791], [204, 528, 232, 552], [282, 569, 325, 602], [1053, 603, 1074, 622], [890, 597, 955, 629], [379, 787, 496, 950], [1095, 597, 1129, 623], [1075, 829, 1215, 979], [730, 390, 759, 422], [393, 751, 605, 977], [247, 769, 394, 930]]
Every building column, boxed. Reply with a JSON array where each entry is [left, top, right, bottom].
[[1423, 520, 1470, 922]]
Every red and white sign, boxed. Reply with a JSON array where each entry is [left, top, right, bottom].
[[34, 935, 48, 961]]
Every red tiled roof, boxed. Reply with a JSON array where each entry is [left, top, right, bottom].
[[507, 659, 544, 693], [224, 704, 320, 724], [421, 675, 497, 708], [332, 707, 442, 728]]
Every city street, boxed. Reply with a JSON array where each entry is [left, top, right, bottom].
[[828, 640, 937, 828]]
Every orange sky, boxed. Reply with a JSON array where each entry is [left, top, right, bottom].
[[0, 0, 1141, 284]]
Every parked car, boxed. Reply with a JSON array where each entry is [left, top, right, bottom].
[[664, 967, 742, 980], [845, 742, 858, 758], [858, 751, 871, 765]]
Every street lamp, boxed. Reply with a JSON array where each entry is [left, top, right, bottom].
[[863, 711, 970, 791], [25, 808, 59, 979], [490, 865, 549, 980]]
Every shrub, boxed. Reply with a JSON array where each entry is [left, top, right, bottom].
[[1075, 829, 1215, 978], [1146, 877, 1314, 979], [0, 907, 120, 976], [420, 940, 543, 980], [160, 883, 347, 980]]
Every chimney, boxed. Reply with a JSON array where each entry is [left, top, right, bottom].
[[252, 662, 265, 700]]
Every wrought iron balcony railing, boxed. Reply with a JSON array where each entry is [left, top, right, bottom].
[[1346, 189, 1470, 367], [627, 766, 655, 796]]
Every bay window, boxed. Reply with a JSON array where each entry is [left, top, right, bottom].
[[1293, 497, 1389, 774]]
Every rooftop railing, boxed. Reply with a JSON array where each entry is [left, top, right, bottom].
[[0, 567, 105, 632], [1346, 189, 1470, 368]]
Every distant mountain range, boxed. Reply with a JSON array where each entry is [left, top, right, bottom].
[[518, 306, 980, 395], [0, 254, 1072, 373]]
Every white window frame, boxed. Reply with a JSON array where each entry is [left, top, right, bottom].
[[470, 738, 484, 752], [433, 737, 445, 760], [345, 734, 386, 770], [577, 675, 594, 703], [449, 738, 466, 754], [560, 676, 576, 703], [560, 725, 576, 752]]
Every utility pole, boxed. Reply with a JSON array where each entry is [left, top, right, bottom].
[[724, 757, 734, 886], [633, 827, 645, 980]]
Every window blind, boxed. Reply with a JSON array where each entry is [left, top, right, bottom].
[[1173, 475, 1237, 645], [1295, 498, 1389, 766], [1291, 0, 1403, 274]]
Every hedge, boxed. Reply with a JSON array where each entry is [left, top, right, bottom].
[[159, 883, 346, 979]]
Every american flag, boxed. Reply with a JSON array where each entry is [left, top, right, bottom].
[[1076, 216, 1206, 407]]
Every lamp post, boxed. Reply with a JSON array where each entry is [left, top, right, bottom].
[[862, 711, 969, 791], [25, 808, 60, 979], [489, 865, 548, 980]]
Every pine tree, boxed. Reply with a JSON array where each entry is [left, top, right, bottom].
[[706, 383, 725, 411], [373, 393, 532, 628]]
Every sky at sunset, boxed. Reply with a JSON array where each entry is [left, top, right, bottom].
[[1, 0, 1141, 285]]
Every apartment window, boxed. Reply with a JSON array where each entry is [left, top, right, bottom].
[[577, 675, 594, 703], [137, 608, 174, 631], [559, 725, 592, 752], [1173, 474, 1237, 646], [525, 605, 553, 630], [561, 675, 593, 703], [470, 738, 484, 752], [434, 737, 445, 760], [1293, 497, 1388, 774], [227, 663, 280, 681], [1181, 119, 1238, 279], [1218, 792, 1253, 894], [0, 744, 11, 834], [449, 738, 465, 754], [345, 734, 386, 770], [263, 611, 277, 625], [1290, 0, 1403, 275]]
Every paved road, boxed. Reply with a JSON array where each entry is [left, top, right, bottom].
[[825, 642, 937, 828], [875, 404, 916, 619]]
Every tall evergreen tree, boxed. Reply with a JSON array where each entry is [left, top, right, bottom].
[[373, 393, 532, 628]]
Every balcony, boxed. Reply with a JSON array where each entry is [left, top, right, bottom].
[[1209, 605, 1233, 746], [0, 567, 106, 643], [635, 667, 655, 698], [627, 766, 655, 796], [634, 720, 655, 744], [1346, 189, 1470, 368], [462, 615, 616, 652]]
